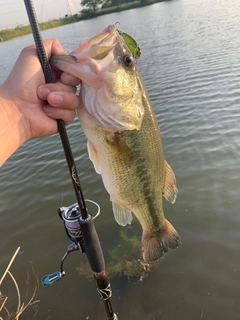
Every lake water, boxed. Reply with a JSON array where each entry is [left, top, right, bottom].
[[1, 0, 240, 319]]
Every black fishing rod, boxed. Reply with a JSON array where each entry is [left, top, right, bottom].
[[23, 1, 118, 319]]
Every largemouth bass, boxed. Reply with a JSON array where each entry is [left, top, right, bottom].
[[51, 25, 181, 263]]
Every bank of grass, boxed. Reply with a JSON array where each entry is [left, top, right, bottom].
[[0, 0, 164, 42], [0, 16, 79, 41]]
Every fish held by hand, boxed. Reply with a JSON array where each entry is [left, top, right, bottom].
[[50, 25, 181, 263]]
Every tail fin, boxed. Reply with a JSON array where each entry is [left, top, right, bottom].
[[141, 219, 181, 263]]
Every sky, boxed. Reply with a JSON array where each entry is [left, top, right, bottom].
[[0, 0, 82, 30]]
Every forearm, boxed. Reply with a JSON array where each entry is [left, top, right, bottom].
[[0, 84, 29, 166]]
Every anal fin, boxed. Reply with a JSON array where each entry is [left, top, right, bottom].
[[111, 199, 133, 226], [162, 160, 178, 204]]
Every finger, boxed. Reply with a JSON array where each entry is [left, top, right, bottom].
[[38, 82, 77, 100], [42, 39, 69, 81], [24, 39, 65, 62], [43, 39, 66, 57], [43, 106, 76, 125], [21, 40, 66, 83], [46, 91, 80, 110], [60, 72, 81, 87], [38, 85, 80, 111]]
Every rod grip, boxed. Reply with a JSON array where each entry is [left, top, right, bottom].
[[79, 218, 105, 273]]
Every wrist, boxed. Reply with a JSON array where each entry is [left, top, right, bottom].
[[0, 84, 30, 166]]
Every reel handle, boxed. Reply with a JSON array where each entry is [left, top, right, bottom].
[[42, 271, 65, 288]]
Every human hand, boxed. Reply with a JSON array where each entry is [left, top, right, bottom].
[[0, 39, 80, 166], [1, 39, 80, 140]]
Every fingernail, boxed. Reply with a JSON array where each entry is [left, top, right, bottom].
[[51, 93, 63, 104], [63, 73, 77, 85], [43, 105, 52, 115], [38, 86, 51, 98]]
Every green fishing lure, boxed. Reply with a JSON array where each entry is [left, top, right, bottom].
[[118, 30, 141, 59]]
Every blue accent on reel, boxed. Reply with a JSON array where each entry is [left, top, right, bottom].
[[42, 271, 64, 288]]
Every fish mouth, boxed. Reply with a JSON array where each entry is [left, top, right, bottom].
[[73, 25, 117, 57], [71, 24, 118, 62], [50, 25, 119, 86], [50, 25, 143, 132]]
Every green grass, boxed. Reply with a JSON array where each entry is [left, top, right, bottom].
[[0, 16, 79, 41]]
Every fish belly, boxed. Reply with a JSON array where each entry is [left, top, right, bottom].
[[77, 92, 180, 262]]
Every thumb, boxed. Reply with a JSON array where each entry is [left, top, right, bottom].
[[43, 39, 67, 59]]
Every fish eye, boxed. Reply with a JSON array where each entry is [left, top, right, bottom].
[[123, 55, 133, 68]]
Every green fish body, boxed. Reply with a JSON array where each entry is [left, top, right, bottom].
[[50, 25, 180, 263]]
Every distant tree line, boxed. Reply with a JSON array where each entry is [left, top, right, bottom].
[[102, 0, 139, 9], [80, 0, 150, 18], [80, 0, 102, 18]]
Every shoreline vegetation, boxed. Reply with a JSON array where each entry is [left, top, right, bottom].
[[0, 0, 165, 42], [0, 247, 39, 319]]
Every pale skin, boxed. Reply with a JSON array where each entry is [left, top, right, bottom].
[[0, 39, 81, 167]]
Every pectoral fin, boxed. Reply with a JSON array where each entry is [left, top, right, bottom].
[[162, 160, 178, 204], [87, 141, 101, 174], [111, 199, 133, 226]]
